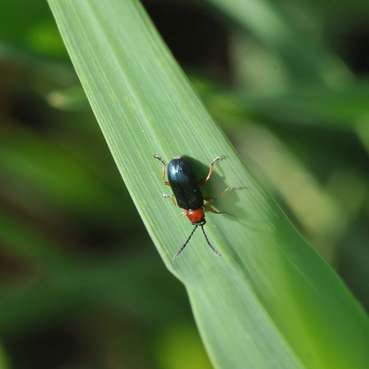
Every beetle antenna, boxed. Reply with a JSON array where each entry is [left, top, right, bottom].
[[200, 225, 221, 256], [174, 225, 198, 259]]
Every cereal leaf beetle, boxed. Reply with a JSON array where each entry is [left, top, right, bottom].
[[154, 154, 224, 258]]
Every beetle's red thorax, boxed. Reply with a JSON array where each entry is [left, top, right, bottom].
[[185, 208, 205, 224]]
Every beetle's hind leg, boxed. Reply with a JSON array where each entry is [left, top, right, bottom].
[[204, 198, 222, 214], [220, 186, 247, 196], [153, 154, 170, 185], [203, 186, 245, 215], [201, 155, 225, 185]]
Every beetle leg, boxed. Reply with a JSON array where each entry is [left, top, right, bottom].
[[220, 186, 246, 196], [153, 154, 170, 186], [201, 155, 225, 185], [204, 199, 222, 214], [163, 193, 177, 206], [207, 205, 222, 214]]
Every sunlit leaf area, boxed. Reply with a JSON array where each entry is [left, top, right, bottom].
[[0, 1, 369, 369]]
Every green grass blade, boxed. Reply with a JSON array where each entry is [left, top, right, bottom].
[[0, 256, 180, 336], [0, 211, 72, 271], [0, 124, 132, 226], [207, 0, 349, 86], [0, 347, 8, 369], [194, 77, 369, 129], [47, 1, 369, 368]]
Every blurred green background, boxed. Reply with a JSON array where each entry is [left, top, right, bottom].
[[0, 0, 368, 368]]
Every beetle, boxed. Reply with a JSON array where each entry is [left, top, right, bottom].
[[154, 154, 224, 258]]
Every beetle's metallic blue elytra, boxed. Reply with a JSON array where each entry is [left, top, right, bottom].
[[154, 154, 225, 258]]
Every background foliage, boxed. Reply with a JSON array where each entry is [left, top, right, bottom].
[[0, 0, 368, 368]]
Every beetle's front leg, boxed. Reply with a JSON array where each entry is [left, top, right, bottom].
[[153, 154, 170, 186], [163, 193, 177, 206]]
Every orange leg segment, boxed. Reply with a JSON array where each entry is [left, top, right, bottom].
[[153, 154, 170, 186], [201, 155, 225, 185]]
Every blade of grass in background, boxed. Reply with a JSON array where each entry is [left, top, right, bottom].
[[47, 1, 369, 369], [192, 76, 369, 129], [0, 255, 180, 337], [206, 0, 349, 86], [0, 210, 183, 336], [205, 0, 369, 157], [0, 123, 134, 226], [0, 347, 8, 369], [0, 211, 72, 271]]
